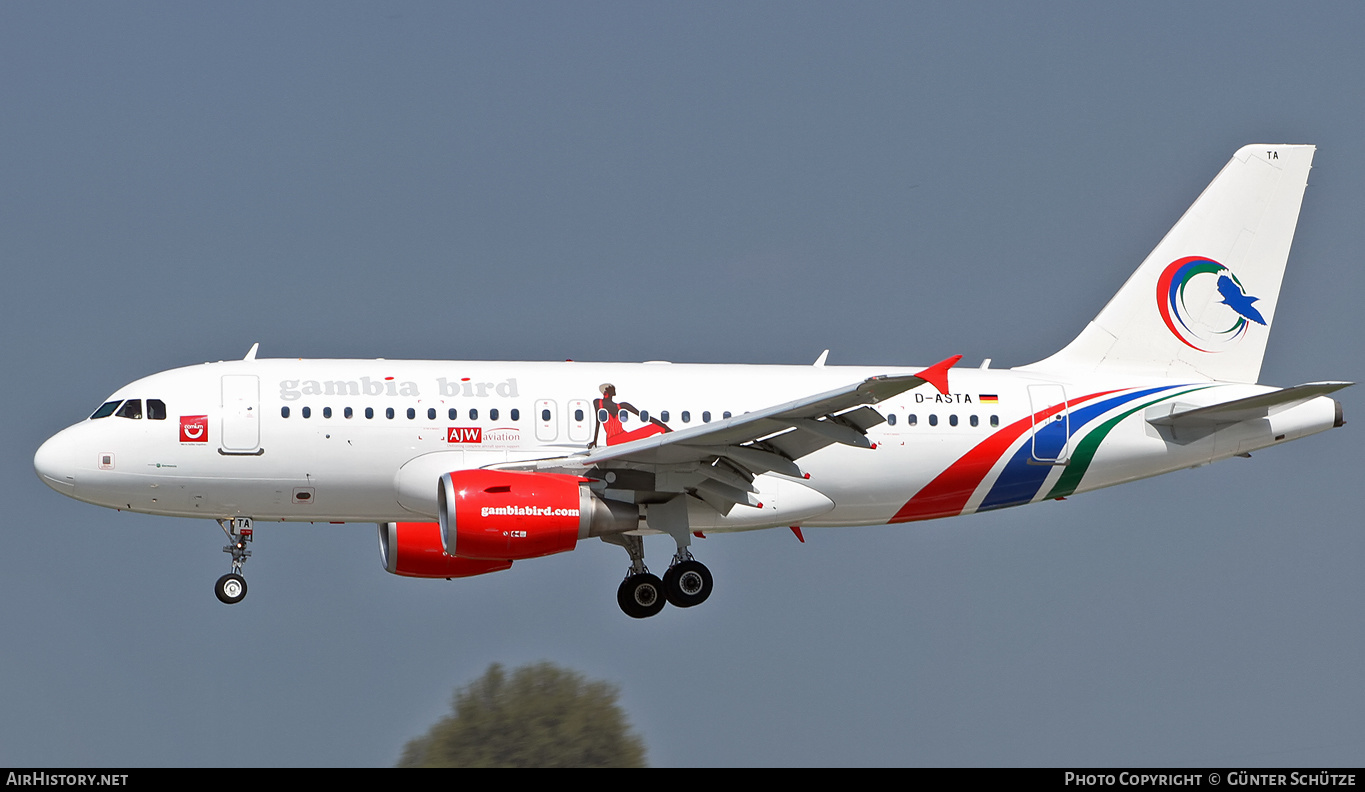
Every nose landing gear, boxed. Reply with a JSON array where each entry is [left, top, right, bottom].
[[215, 517, 253, 605], [215, 572, 247, 604]]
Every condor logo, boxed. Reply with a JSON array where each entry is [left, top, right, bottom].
[[180, 415, 208, 443], [447, 427, 483, 444]]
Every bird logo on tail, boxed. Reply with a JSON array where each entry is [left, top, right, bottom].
[[1157, 257, 1265, 353], [1215, 274, 1267, 326]]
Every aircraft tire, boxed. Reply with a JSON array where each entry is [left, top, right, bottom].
[[215, 573, 248, 605], [663, 560, 712, 608], [617, 573, 665, 619]]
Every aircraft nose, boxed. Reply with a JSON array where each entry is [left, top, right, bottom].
[[34, 429, 78, 494]]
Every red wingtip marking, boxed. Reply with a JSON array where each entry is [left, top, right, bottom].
[[692, 531, 706, 539], [790, 526, 805, 543], [914, 355, 962, 395]]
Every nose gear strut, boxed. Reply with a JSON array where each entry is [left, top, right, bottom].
[[215, 517, 253, 604]]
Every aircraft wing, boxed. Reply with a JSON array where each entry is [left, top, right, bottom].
[[494, 356, 961, 512]]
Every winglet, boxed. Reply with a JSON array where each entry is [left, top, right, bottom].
[[914, 355, 962, 395], [244, 342, 260, 361], [790, 526, 805, 543]]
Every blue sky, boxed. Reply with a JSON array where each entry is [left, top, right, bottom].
[[3, 2, 1362, 766]]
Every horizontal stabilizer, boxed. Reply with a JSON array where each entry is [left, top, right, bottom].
[[1147, 381, 1351, 429]]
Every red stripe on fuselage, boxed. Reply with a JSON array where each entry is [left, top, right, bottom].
[[889, 389, 1121, 523]]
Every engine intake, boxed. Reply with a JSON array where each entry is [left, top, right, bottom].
[[438, 470, 637, 561]]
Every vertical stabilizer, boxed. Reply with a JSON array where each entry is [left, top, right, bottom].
[[1021, 145, 1314, 384]]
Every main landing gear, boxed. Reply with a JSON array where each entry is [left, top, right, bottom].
[[214, 517, 253, 605], [662, 552, 713, 609], [609, 534, 714, 619]]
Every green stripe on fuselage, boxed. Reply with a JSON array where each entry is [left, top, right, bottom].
[[1045, 387, 1213, 500]]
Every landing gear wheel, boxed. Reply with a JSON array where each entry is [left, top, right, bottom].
[[617, 573, 666, 619], [215, 518, 253, 604], [663, 560, 713, 608], [215, 573, 247, 605]]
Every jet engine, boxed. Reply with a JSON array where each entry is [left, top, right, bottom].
[[378, 521, 512, 578], [438, 469, 638, 561]]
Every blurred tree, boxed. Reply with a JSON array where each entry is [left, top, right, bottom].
[[397, 661, 648, 768]]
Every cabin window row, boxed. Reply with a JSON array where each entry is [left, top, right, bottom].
[[277, 405, 741, 425], [280, 406, 522, 421], [598, 409, 732, 425], [886, 413, 1000, 428]]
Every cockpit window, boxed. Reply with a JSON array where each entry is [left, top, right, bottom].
[[114, 399, 143, 419], [90, 400, 121, 420], [147, 399, 167, 420]]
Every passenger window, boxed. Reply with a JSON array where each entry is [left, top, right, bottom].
[[681, 411, 691, 423], [928, 414, 938, 427], [639, 410, 649, 422], [386, 407, 395, 419], [115, 399, 143, 419], [510, 408, 520, 421], [908, 414, 917, 426], [541, 408, 551, 422], [323, 407, 332, 419], [702, 411, 711, 423], [469, 409, 477, 420], [147, 399, 167, 420], [428, 408, 437, 420], [365, 407, 374, 419], [490, 408, 499, 421], [406, 408, 416, 419], [990, 415, 999, 427], [574, 408, 585, 421], [281, 406, 290, 418], [888, 413, 897, 426], [90, 400, 121, 420], [660, 410, 670, 422], [345, 407, 353, 419], [618, 410, 628, 423], [598, 409, 608, 423], [449, 408, 457, 421], [970, 415, 979, 427], [302, 407, 311, 419], [723, 411, 732, 419], [949, 415, 958, 427]]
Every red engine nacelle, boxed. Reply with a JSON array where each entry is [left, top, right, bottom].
[[438, 469, 637, 561], [378, 521, 512, 578]]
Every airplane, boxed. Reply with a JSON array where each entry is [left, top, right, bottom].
[[34, 144, 1350, 618]]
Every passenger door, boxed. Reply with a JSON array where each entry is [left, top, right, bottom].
[[220, 375, 261, 453]]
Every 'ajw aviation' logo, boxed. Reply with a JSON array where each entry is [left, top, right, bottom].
[[1156, 256, 1267, 353], [447, 427, 483, 444]]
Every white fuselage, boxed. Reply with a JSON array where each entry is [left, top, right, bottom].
[[33, 357, 1341, 533]]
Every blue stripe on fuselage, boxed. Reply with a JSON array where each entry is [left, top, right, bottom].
[[976, 386, 1176, 512]]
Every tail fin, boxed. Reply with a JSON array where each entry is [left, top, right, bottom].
[[1021, 145, 1314, 384]]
